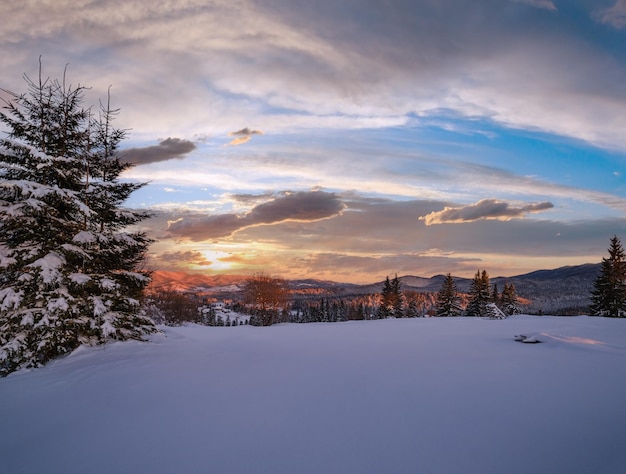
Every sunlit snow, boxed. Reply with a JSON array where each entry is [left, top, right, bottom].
[[1, 315, 625, 474]]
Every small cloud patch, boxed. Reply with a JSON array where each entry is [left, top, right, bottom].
[[228, 127, 263, 146], [509, 0, 557, 11], [594, 0, 626, 29], [123, 138, 196, 165], [420, 199, 554, 225]]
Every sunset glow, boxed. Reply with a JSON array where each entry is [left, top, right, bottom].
[[2, 0, 626, 283]]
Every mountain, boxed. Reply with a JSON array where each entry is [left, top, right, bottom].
[[149, 263, 602, 314], [512, 263, 600, 281], [502, 263, 600, 314], [149, 271, 248, 293], [148, 271, 360, 297]]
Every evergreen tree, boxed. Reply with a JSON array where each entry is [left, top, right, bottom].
[[376, 276, 394, 318], [377, 274, 403, 318], [491, 283, 500, 305], [500, 283, 520, 316], [404, 296, 420, 318], [0, 65, 156, 375], [466, 270, 491, 316], [485, 302, 506, 319], [590, 235, 626, 317], [435, 273, 462, 317], [391, 275, 404, 318]]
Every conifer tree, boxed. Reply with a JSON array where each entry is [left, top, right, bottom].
[[466, 270, 491, 316], [491, 283, 500, 305], [590, 235, 626, 317], [377, 274, 403, 318], [391, 274, 404, 318], [500, 282, 520, 316], [435, 273, 461, 317], [0, 64, 156, 375], [404, 294, 420, 318], [377, 276, 394, 318]]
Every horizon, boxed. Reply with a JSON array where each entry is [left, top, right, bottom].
[[2, 1, 626, 283], [150, 260, 601, 286]]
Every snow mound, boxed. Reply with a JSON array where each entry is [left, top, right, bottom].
[[515, 332, 609, 347], [514, 333, 544, 343], [1, 315, 626, 474]]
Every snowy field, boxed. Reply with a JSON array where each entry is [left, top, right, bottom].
[[2, 315, 626, 474]]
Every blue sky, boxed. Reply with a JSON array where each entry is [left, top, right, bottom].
[[2, 0, 626, 282]]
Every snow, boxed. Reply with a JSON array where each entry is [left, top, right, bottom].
[[0, 246, 16, 268], [26, 252, 65, 284], [0, 287, 22, 310], [100, 278, 118, 290], [91, 297, 109, 316], [72, 231, 97, 244], [69, 273, 91, 285], [47, 297, 69, 312], [1, 315, 626, 474]]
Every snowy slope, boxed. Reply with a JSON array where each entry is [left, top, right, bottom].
[[1, 316, 626, 474]]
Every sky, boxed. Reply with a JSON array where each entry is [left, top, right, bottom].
[[2, 0, 626, 283]]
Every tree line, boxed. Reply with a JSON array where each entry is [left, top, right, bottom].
[[147, 234, 626, 327]]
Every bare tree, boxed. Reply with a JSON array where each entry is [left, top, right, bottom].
[[243, 273, 288, 326]]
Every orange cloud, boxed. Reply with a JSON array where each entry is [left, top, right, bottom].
[[228, 127, 263, 146]]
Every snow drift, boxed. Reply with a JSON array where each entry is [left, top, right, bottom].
[[1, 315, 625, 474]]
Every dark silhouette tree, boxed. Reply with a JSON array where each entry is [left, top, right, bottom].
[[466, 270, 491, 316], [391, 275, 404, 317], [491, 283, 500, 305], [500, 282, 520, 316], [377, 276, 394, 318], [435, 273, 462, 317], [377, 274, 403, 318], [590, 235, 626, 317]]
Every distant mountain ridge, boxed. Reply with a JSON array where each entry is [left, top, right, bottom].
[[149, 263, 601, 314]]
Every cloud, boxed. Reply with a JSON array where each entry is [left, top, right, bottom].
[[144, 193, 626, 281], [123, 138, 196, 165], [157, 250, 213, 267], [509, 0, 557, 11], [167, 190, 345, 240], [594, 0, 626, 29], [228, 127, 263, 146], [3, 1, 626, 152], [420, 199, 554, 225]]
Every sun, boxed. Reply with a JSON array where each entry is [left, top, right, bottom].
[[195, 250, 236, 272]]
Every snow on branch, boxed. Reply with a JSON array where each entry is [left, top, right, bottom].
[[27, 252, 65, 284], [69, 273, 91, 285], [0, 288, 23, 310], [72, 231, 97, 244]]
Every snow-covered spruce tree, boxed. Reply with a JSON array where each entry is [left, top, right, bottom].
[[590, 235, 626, 318], [465, 269, 490, 316], [0, 67, 156, 376], [485, 302, 506, 319], [435, 273, 462, 317], [500, 282, 520, 316]]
